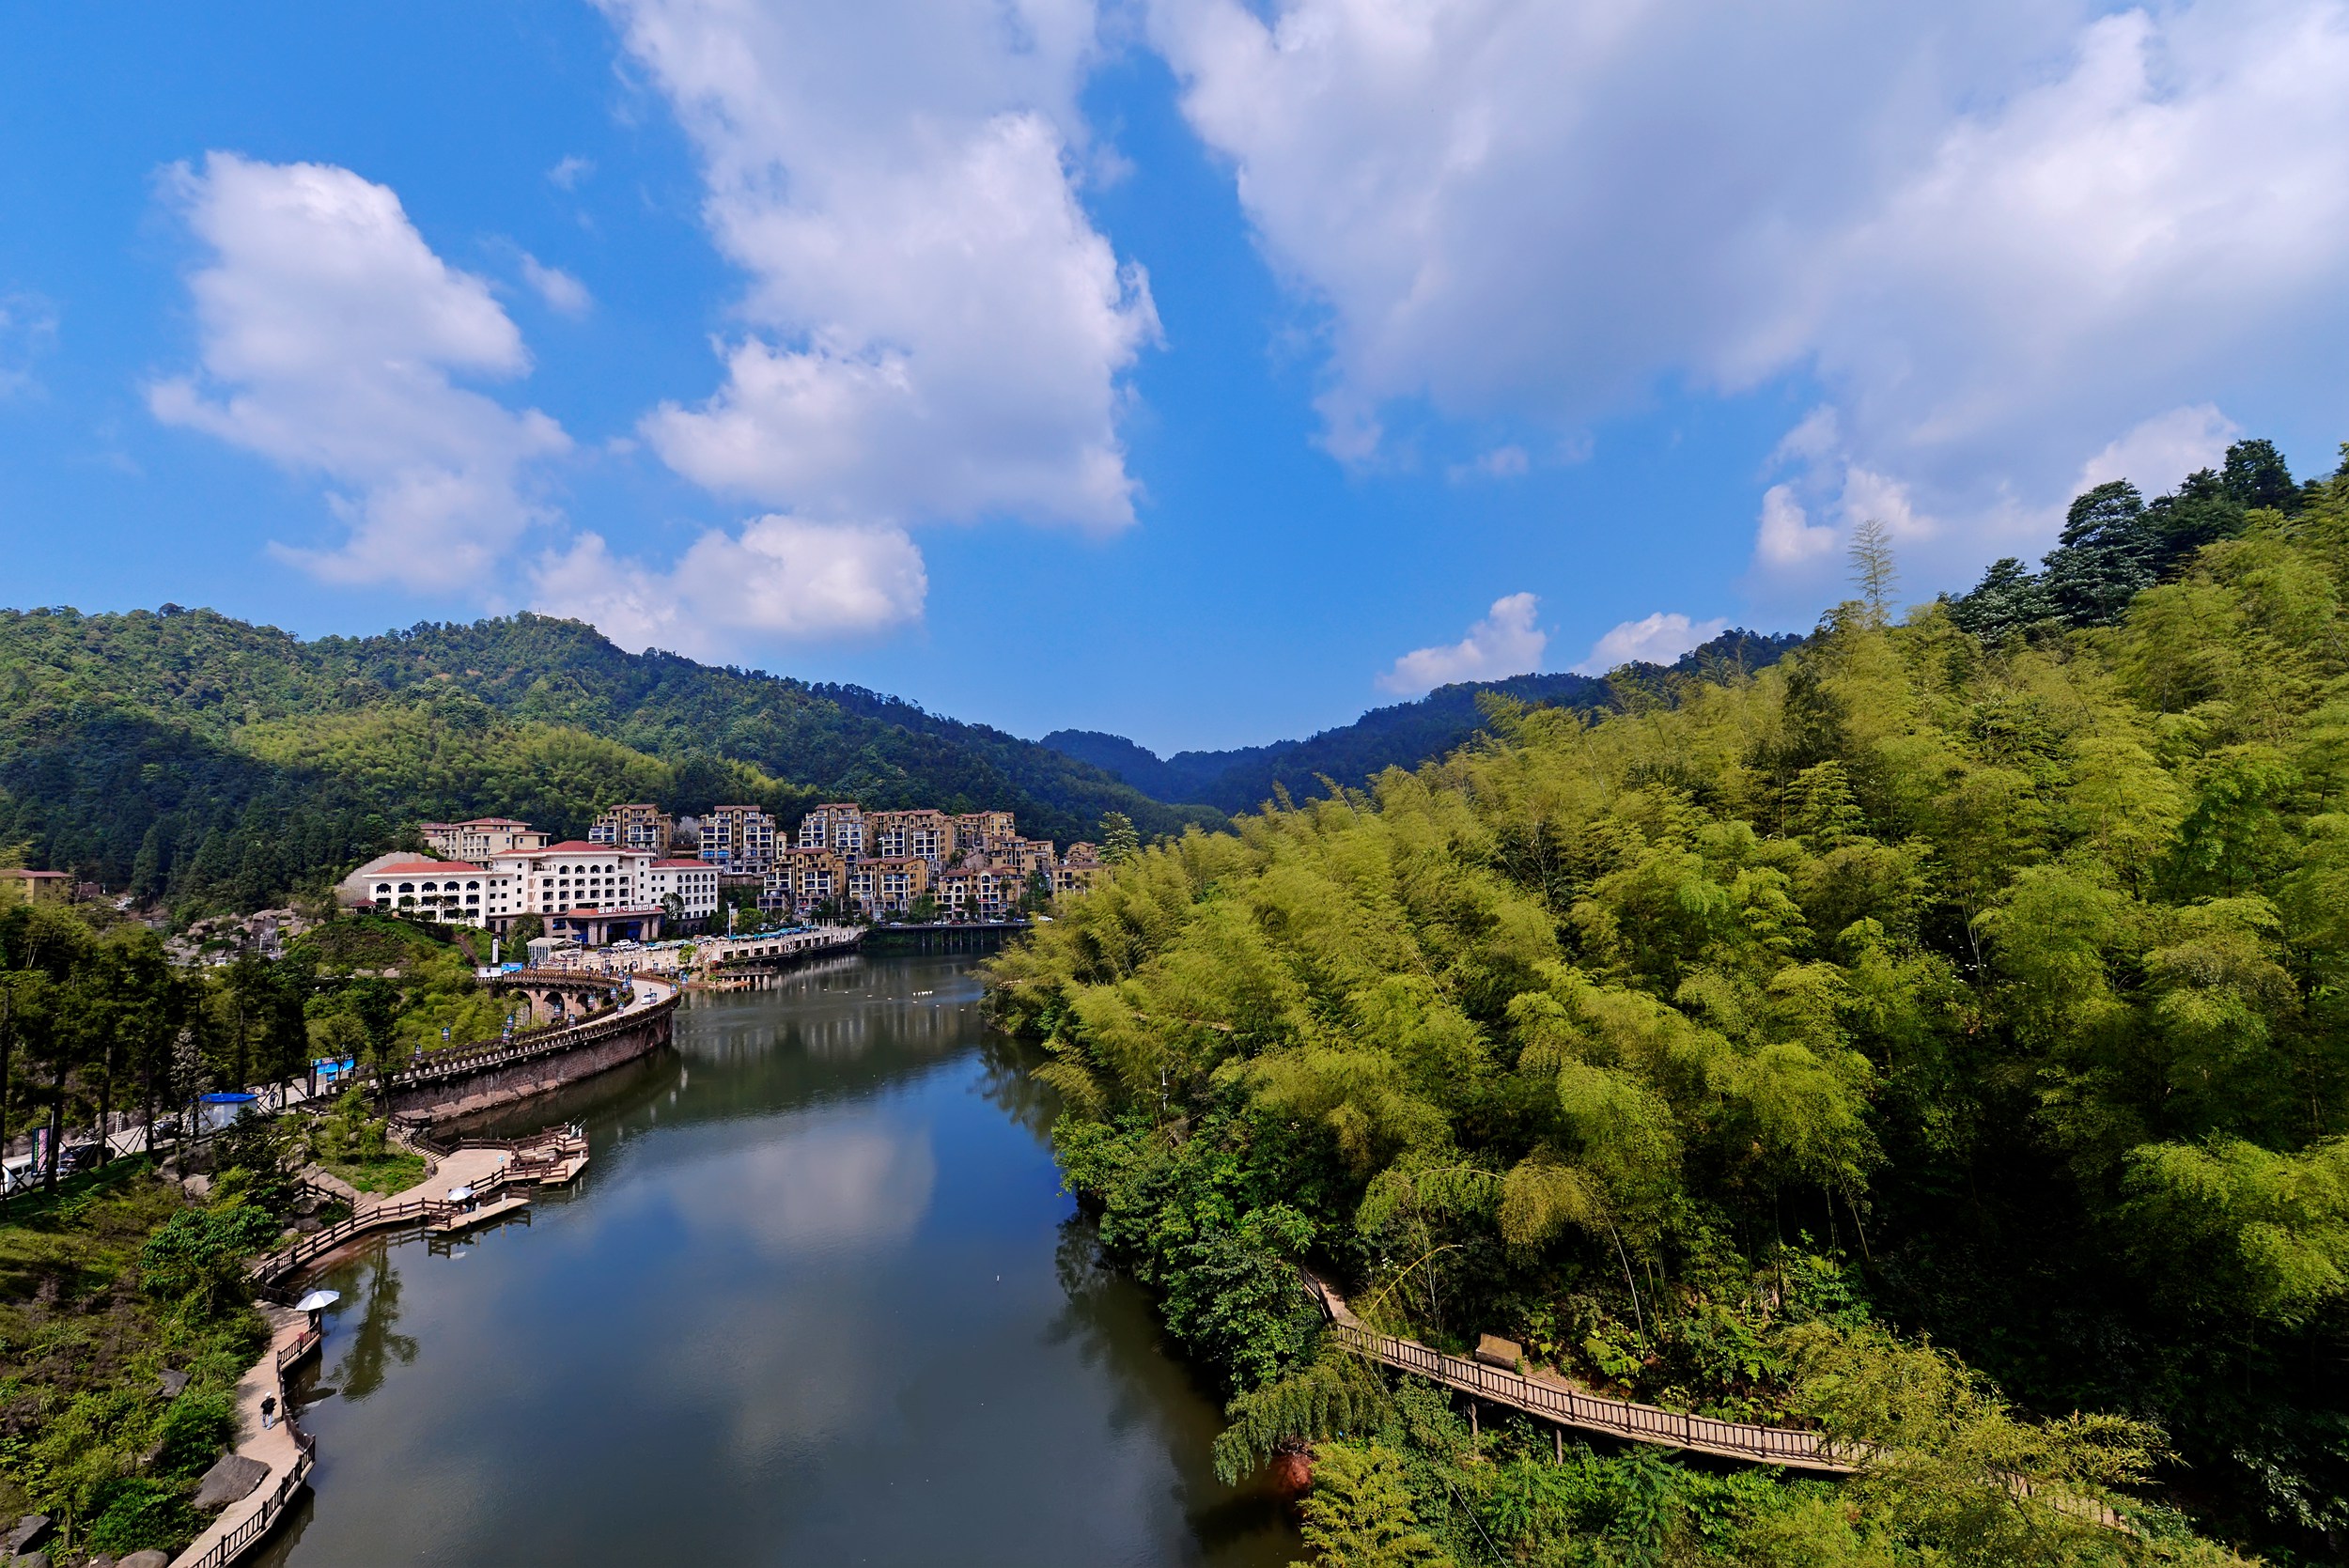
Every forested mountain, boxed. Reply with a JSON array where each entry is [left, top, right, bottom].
[[0, 608, 1219, 913], [1042, 629, 1803, 814], [995, 442, 2349, 1563]]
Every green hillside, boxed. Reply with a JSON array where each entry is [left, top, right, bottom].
[[993, 445, 2349, 1561], [0, 608, 1221, 913]]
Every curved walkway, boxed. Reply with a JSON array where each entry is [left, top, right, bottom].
[[1304, 1273, 1854, 1472], [170, 1121, 591, 1568]]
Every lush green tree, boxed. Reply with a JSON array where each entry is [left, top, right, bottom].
[[993, 452, 2349, 1561]]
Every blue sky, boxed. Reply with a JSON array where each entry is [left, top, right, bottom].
[[4, 2, 2347, 753]]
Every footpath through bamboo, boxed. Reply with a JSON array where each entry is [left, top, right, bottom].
[[1301, 1271, 1858, 1472]]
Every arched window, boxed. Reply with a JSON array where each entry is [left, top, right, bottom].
[[398, 882, 415, 893]]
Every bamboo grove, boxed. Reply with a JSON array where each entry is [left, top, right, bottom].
[[990, 447, 2349, 1564]]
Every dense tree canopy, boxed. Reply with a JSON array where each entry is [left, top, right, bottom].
[[0, 608, 1221, 913], [995, 449, 2349, 1563]]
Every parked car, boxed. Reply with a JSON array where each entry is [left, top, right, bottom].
[[60, 1142, 101, 1173]]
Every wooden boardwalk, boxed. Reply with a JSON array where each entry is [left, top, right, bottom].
[[1304, 1274, 1855, 1472]]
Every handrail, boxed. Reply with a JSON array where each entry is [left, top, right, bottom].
[[1328, 1322, 1853, 1470], [1295, 1272, 1854, 1473]]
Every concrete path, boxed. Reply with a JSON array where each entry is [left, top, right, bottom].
[[379, 1145, 511, 1210], [167, 1306, 311, 1568]]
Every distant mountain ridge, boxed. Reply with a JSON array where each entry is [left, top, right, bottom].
[[1043, 629, 1803, 814], [0, 606, 1221, 912]]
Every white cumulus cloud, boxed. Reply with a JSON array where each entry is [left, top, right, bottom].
[[148, 152, 568, 590], [602, 0, 1159, 532], [1572, 612, 1730, 675], [1150, 0, 2349, 582], [1377, 592, 1545, 695], [531, 515, 927, 657]]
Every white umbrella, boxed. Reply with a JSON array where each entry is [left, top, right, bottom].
[[293, 1289, 340, 1313], [446, 1185, 475, 1203]]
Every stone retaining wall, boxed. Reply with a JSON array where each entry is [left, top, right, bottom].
[[386, 1004, 673, 1125]]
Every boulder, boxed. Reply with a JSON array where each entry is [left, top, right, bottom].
[[0, 1514, 49, 1554], [120, 1552, 172, 1568], [156, 1368, 190, 1399], [84, 1554, 117, 1568], [192, 1452, 272, 1511], [1473, 1334, 1524, 1371], [8, 1551, 48, 1568]]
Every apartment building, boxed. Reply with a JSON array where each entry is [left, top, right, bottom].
[[700, 804, 780, 874], [1002, 837, 1060, 876], [865, 808, 953, 866], [952, 811, 1016, 856], [1053, 844, 1106, 897], [766, 846, 847, 912], [420, 817, 552, 861], [589, 802, 676, 854], [642, 857, 721, 924], [796, 802, 864, 857], [936, 863, 1032, 921], [848, 855, 931, 917]]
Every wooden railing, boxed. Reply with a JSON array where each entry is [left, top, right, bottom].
[[255, 1158, 555, 1289], [1327, 1321, 1853, 1472], [177, 1424, 317, 1568]]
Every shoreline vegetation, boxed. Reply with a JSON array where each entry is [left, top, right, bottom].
[[0, 901, 546, 1562], [991, 446, 2349, 1565]]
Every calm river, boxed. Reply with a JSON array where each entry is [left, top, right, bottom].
[[257, 951, 1300, 1566]]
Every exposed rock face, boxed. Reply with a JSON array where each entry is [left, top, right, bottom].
[[192, 1451, 272, 1510], [0, 1513, 50, 1554]]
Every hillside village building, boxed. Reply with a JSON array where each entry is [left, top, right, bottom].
[[589, 803, 676, 853], [363, 803, 1114, 945], [797, 802, 864, 857], [700, 805, 779, 874]]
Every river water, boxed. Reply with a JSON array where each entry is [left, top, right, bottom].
[[258, 952, 1300, 1567]]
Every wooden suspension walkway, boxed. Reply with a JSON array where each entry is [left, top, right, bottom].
[[1304, 1273, 1856, 1472], [1306, 1274, 2129, 1530]]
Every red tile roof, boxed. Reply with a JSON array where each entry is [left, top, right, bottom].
[[652, 859, 712, 868], [360, 860, 487, 876]]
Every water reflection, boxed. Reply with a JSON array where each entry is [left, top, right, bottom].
[[257, 953, 1298, 1568], [323, 1241, 415, 1402]]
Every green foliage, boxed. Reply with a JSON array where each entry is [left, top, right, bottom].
[[998, 457, 2349, 1560], [1056, 1113, 1325, 1392], [0, 605, 1221, 915], [136, 1204, 278, 1311], [0, 1159, 264, 1554], [1297, 1440, 1455, 1568]]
